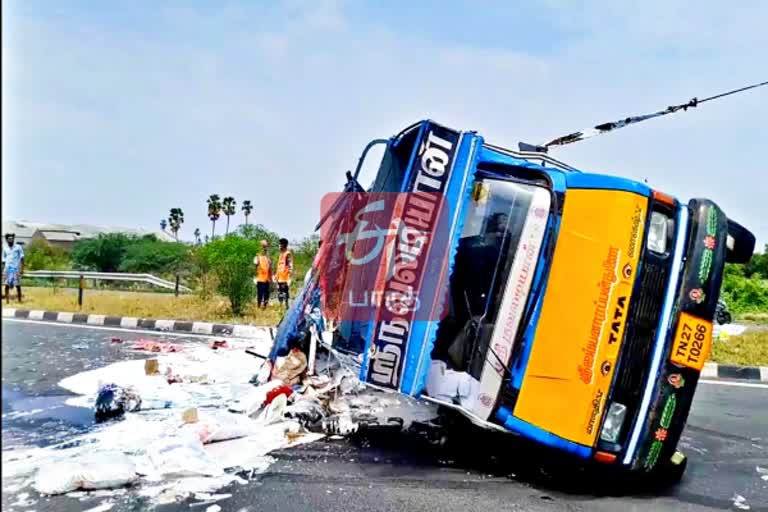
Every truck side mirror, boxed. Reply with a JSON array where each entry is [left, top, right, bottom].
[[725, 218, 756, 264]]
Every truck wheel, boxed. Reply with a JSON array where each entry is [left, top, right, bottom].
[[725, 219, 756, 264]]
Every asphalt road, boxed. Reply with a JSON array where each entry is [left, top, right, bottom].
[[2, 319, 767, 512]]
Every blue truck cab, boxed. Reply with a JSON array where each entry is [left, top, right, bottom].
[[268, 120, 755, 479]]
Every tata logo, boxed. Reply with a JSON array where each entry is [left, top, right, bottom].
[[608, 296, 628, 344]]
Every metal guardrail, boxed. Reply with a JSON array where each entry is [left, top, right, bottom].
[[24, 270, 192, 293]]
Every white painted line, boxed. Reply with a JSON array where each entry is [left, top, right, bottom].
[[701, 362, 718, 378], [120, 317, 139, 329], [192, 322, 214, 335], [232, 324, 269, 339], [700, 379, 768, 389], [2, 308, 16, 317], [87, 314, 106, 326], [2, 317, 221, 339], [761, 367, 768, 382], [155, 319, 175, 331], [28, 310, 45, 320], [58, 312, 73, 323]]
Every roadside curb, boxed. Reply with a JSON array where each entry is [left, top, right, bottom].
[[702, 362, 768, 382], [2, 308, 273, 340], [4, 308, 766, 380]]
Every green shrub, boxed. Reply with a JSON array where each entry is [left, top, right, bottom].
[[743, 244, 768, 279], [72, 233, 134, 272], [119, 237, 192, 277], [198, 235, 261, 315], [237, 223, 279, 245], [23, 239, 72, 271], [721, 264, 768, 314]]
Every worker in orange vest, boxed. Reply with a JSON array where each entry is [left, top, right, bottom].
[[253, 239, 273, 309], [275, 238, 294, 309]]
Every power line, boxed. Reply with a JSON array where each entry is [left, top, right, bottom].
[[521, 80, 768, 151]]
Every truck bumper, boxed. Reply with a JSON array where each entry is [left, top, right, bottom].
[[622, 198, 728, 471]]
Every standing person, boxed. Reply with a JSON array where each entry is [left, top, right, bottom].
[[275, 238, 294, 309], [253, 239, 273, 309], [2, 233, 25, 304]]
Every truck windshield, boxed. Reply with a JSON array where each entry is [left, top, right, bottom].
[[431, 177, 549, 380]]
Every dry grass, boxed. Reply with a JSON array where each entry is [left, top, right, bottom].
[[739, 311, 768, 323], [711, 330, 768, 367], [2, 287, 283, 325]]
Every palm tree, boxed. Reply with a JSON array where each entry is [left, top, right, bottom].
[[193, 228, 201, 245], [168, 208, 184, 241], [222, 196, 237, 235], [207, 194, 222, 239], [241, 200, 253, 226], [160, 219, 167, 232]]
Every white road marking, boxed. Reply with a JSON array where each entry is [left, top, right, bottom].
[[701, 362, 718, 378], [700, 379, 768, 389], [2, 317, 224, 340], [86, 314, 106, 325]]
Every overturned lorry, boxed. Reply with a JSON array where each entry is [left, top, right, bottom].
[[267, 120, 756, 481]]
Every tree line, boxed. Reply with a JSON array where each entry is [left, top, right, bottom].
[[158, 195, 256, 245]]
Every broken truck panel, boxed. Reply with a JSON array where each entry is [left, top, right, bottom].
[[271, 119, 755, 478]]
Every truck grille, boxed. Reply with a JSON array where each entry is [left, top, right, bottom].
[[610, 253, 671, 442]]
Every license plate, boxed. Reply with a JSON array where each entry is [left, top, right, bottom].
[[670, 312, 712, 371]]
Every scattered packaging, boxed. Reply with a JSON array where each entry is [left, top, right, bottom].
[[132, 339, 181, 353], [264, 385, 294, 406], [147, 437, 224, 477], [145, 359, 160, 376], [182, 408, 199, 424], [94, 384, 142, 422], [34, 452, 138, 495], [180, 411, 260, 444], [271, 349, 307, 386]]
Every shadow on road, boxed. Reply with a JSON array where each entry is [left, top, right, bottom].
[[338, 417, 682, 501]]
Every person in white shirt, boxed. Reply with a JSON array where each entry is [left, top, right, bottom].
[[2, 233, 25, 304]]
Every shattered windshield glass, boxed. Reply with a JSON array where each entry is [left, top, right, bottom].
[[431, 177, 547, 380]]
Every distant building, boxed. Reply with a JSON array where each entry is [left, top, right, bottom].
[[30, 230, 81, 250], [2, 220, 175, 250]]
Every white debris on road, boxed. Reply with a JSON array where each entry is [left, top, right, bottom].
[[3, 335, 438, 507], [732, 493, 751, 510], [82, 501, 115, 512]]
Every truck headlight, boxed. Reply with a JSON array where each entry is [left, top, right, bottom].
[[647, 212, 669, 254], [600, 402, 627, 443]]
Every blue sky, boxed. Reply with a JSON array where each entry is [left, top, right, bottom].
[[3, 0, 767, 247]]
